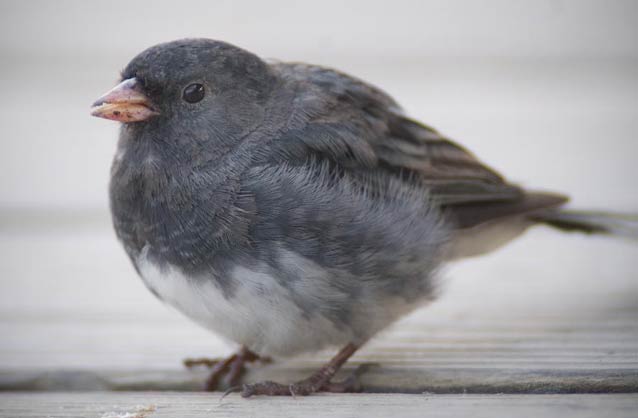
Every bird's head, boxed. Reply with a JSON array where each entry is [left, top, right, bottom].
[[91, 39, 275, 141]]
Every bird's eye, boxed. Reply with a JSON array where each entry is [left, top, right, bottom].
[[182, 83, 205, 103]]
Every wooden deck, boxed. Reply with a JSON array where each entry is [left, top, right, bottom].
[[1, 393, 637, 418]]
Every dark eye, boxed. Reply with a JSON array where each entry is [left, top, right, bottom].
[[182, 83, 205, 103]]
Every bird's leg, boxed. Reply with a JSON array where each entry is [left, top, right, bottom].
[[203, 353, 238, 391], [183, 346, 267, 391], [222, 348, 270, 388], [241, 343, 361, 397]]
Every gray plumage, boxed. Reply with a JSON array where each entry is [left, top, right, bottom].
[[103, 39, 627, 358]]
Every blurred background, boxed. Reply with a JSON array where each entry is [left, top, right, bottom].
[[0, 0, 636, 372]]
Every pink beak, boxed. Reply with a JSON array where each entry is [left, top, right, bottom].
[[91, 78, 159, 123]]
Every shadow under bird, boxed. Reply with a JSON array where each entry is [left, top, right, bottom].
[[91, 38, 637, 397]]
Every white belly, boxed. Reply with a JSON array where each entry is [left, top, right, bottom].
[[135, 246, 353, 357]]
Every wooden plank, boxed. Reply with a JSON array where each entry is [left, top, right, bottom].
[[0, 393, 637, 418], [1, 367, 637, 393]]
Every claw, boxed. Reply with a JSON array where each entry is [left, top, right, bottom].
[[220, 385, 241, 402], [241, 381, 292, 397]]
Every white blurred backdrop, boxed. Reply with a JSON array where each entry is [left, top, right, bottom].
[[0, 0, 637, 211], [0, 0, 636, 371]]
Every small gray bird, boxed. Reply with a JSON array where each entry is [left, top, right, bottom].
[[91, 39, 636, 397]]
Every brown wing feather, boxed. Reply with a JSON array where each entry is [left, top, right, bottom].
[[275, 63, 568, 228], [378, 116, 523, 206]]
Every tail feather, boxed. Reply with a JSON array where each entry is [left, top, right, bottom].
[[532, 210, 638, 240]]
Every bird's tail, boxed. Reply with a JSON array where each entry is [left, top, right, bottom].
[[531, 210, 638, 240]]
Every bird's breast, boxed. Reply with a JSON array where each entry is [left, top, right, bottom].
[[134, 245, 354, 356], [109, 146, 239, 269]]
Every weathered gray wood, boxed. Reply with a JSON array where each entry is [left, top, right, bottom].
[[1, 393, 637, 418], [1, 368, 637, 393]]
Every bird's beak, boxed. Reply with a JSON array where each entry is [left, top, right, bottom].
[[90, 78, 159, 122]]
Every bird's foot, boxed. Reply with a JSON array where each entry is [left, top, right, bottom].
[[183, 347, 269, 391], [183, 357, 221, 368], [240, 363, 373, 397]]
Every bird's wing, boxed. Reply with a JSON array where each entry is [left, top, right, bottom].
[[270, 63, 567, 228]]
